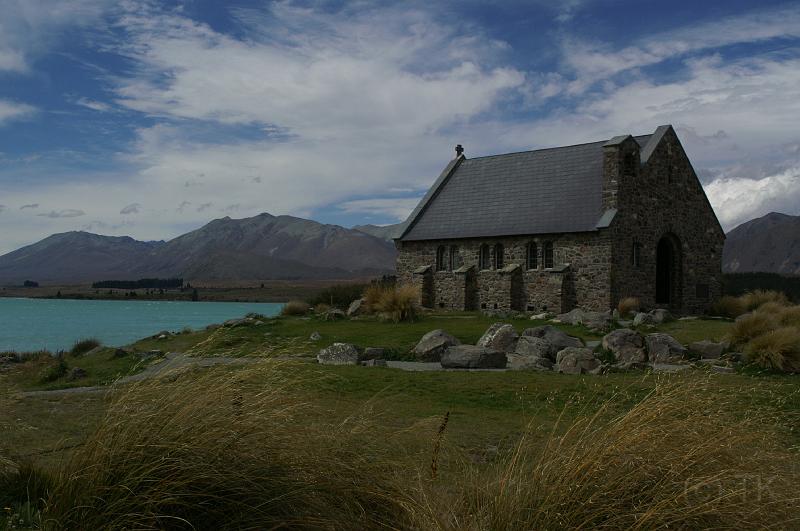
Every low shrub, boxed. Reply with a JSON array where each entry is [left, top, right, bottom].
[[744, 327, 800, 372], [313, 303, 331, 314], [710, 295, 746, 318], [741, 289, 789, 311], [408, 380, 800, 529], [39, 357, 68, 383], [307, 283, 368, 309], [69, 338, 101, 356], [617, 297, 639, 317], [729, 312, 776, 347], [281, 300, 310, 316]]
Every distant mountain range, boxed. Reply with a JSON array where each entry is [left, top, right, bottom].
[[723, 212, 800, 275], [0, 213, 399, 285], [2, 210, 796, 285]]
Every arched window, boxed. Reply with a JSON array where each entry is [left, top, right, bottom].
[[449, 246, 460, 271], [494, 243, 504, 269], [543, 241, 554, 269], [479, 244, 490, 270], [436, 245, 446, 271], [526, 242, 538, 270]]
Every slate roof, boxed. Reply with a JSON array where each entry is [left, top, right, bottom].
[[398, 133, 653, 241]]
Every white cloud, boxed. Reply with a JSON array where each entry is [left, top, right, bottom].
[[705, 166, 800, 231], [37, 209, 86, 218], [338, 197, 423, 221], [120, 203, 140, 214], [0, 99, 36, 125], [74, 97, 112, 112]]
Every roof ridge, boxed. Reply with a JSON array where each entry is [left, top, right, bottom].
[[464, 132, 652, 162]]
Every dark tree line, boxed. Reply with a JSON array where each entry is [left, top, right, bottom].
[[723, 273, 800, 302], [92, 278, 184, 290]]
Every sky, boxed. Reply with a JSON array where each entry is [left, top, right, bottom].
[[1, 0, 800, 254]]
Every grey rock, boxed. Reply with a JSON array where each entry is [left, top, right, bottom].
[[650, 308, 674, 324], [613, 361, 650, 371], [347, 298, 365, 317], [585, 340, 601, 349], [632, 312, 651, 326], [530, 312, 549, 320], [441, 345, 507, 369], [477, 323, 519, 353], [556, 347, 601, 374], [602, 328, 646, 363], [223, 318, 250, 328], [363, 347, 385, 359], [205, 323, 221, 331], [153, 329, 172, 337], [414, 329, 461, 362], [522, 325, 583, 353], [139, 349, 163, 359], [361, 359, 387, 367], [507, 353, 554, 371], [317, 343, 362, 365], [645, 333, 687, 363], [555, 309, 612, 330], [113, 347, 133, 358], [514, 335, 556, 359], [68, 367, 87, 380], [322, 309, 346, 321], [309, 331, 322, 341], [711, 365, 735, 374], [689, 340, 726, 359]]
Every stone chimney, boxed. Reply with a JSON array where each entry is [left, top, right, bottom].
[[602, 135, 640, 211]]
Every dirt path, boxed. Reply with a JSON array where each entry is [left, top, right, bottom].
[[21, 353, 257, 398]]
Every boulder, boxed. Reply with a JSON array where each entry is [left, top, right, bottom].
[[361, 359, 387, 367], [556, 347, 601, 374], [68, 367, 87, 381], [514, 335, 556, 359], [317, 343, 362, 365], [689, 340, 726, 359], [522, 325, 582, 353], [477, 323, 519, 353], [632, 312, 652, 326], [556, 308, 612, 330], [414, 330, 460, 362], [113, 347, 133, 358], [223, 318, 250, 327], [347, 298, 365, 317], [441, 345, 507, 369], [530, 312, 549, 320], [322, 309, 346, 321], [309, 331, 322, 341], [650, 308, 674, 323], [507, 353, 553, 371], [602, 328, 646, 363], [363, 347, 385, 359], [645, 333, 687, 363]]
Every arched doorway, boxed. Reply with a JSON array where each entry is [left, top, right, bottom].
[[655, 234, 681, 308]]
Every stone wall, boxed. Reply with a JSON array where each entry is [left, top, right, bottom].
[[608, 129, 725, 314], [396, 232, 612, 313]]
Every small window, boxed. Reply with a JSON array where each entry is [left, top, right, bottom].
[[479, 244, 491, 270], [632, 242, 642, 268], [435, 245, 446, 272], [449, 246, 460, 271], [696, 283, 710, 300], [494, 244, 504, 269], [526, 242, 538, 270], [544, 241, 554, 269]]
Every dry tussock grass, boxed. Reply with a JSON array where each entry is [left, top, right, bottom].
[[409, 379, 800, 530], [617, 297, 640, 317], [741, 289, 789, 312], [711, 295, 746, 318], [744, 327, 800, 373], [38, 365, 412, 530], [280, 300, 310, 316], [730, 312, 778, 346], [363, 284, 420, 322]]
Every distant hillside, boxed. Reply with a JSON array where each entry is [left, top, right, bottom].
[[353, 223, 402, 241], [0, 213, 398, 285], [723, 212, 800, 275]]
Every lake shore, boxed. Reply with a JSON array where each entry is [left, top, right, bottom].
[[0, 279, 365, 303]]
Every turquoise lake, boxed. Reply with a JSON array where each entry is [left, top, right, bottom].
[[0, 298, 284, 352]]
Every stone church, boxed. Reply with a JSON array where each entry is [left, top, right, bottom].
[[394, 125, 725, 315]]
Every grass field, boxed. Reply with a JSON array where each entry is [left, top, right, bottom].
[[2, 312, 799, 528]]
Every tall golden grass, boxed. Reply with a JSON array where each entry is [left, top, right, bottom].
[[4, 368, 799, 529], [408, 379, 800, 530], [280, 300, 310, 316], [37, 365, 410, 530], [711, 290, 789, 318], [363, 284, 420, 322], [726, 296, 800, 372]]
